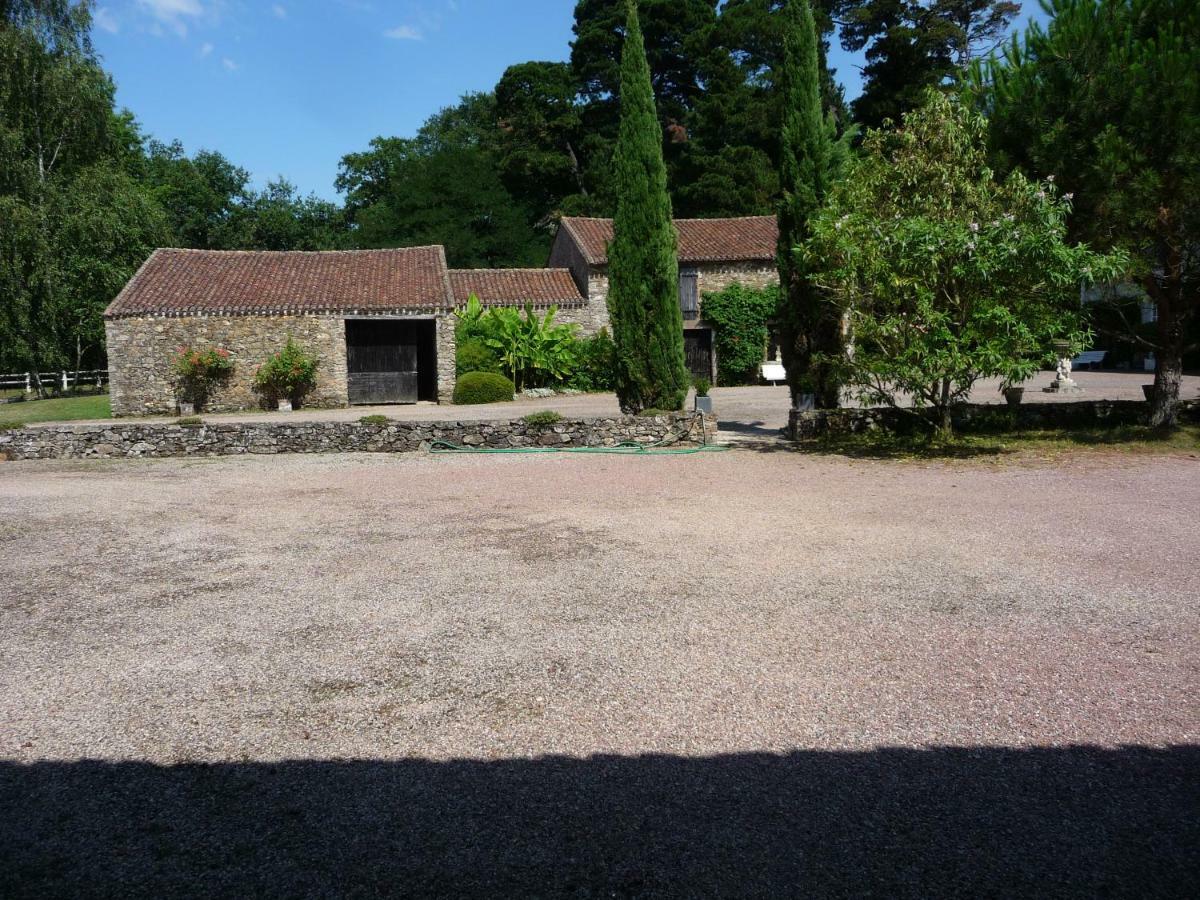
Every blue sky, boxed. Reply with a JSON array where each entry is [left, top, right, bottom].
[[92, 1, 1043, 202]]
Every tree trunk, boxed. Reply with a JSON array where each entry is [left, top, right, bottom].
[[1147, 231, 1186, 428], [935, 378, 954, 438], [1149, 339, 1182, 428]]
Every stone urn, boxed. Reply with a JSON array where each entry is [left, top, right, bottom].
[[277, 398, 293, 412], [178, 400, 196, 416], [1002, 386, 1025, 407]]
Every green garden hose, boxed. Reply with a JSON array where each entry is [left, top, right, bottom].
[[429, 438, 728, 456]]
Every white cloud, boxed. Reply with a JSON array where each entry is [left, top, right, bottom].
[[221, 57, 239, 71], [272, 3, 287, 18], [199, 41, 214, 57], [137, 0, 205, 37], [94, 7, 119, 33], [383, 24, 422, 40]]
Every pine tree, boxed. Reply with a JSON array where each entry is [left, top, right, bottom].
[[607, 0, 688, 413], [776, 0, 844, 408], [975, 0, 1199, 427]]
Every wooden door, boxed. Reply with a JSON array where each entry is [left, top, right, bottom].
[[683, 328, 713, 383], [346, 320, 420, 405]]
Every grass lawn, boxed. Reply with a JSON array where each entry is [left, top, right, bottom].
[[0, 394, 111, 428], [802, 423, 1200, 461]]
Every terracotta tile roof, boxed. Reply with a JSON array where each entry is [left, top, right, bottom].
[[448, 268, 585, 307], [558, 215, 779, 266], [104, 246, 454, 318]]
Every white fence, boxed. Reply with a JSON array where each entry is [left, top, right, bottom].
[[1, 370, 109, 395]]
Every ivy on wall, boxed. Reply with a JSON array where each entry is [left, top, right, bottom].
[[701, 284, 779, 385]]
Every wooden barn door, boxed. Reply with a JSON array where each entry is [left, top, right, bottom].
[[346, 320, 423, 405]]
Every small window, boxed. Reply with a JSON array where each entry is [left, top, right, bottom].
[[679, 269, 699, 320]]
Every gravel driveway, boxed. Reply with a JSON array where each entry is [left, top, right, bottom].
[[1, 449, 1197, 897]]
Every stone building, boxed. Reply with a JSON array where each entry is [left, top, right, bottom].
[[105, 247, 584, 416], [104, 215, 778, 416], [549, 216, 779, 382]]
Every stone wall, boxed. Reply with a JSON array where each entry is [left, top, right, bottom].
[[580, 263, 778, 339], [106, 314, 350, 417], [434, 315, 456, 404], [693, 262, 778, 297], [2, 413, 716, 460], [787, 399, 1200, 439]]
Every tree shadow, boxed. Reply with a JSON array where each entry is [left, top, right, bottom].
[[2, 745, 1196, 898]]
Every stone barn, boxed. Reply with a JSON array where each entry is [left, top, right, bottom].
[[104, 247, 587, 417], [549, 215, 780, 383]]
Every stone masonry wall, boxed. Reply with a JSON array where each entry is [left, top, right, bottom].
[[106, 314, 350, 417], [583, 263, 778, 337], [2, 413, 716, 460], [435, 315, 456, 404]]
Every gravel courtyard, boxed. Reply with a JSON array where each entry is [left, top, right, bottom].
[[1, 449, 1197, 897]]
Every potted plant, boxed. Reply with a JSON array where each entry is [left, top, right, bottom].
[[792, 375, 816, 412], [1001, 381, 1025, 407], [1142, 384, 1155, 402], [693, 377, 713, 414], [254, 336, 319, 411], [172, 345, 234, 414]]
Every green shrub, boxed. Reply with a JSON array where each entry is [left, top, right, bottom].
[[453, 371, 515, 405], [693, 376, 711, 397], [456, 337, 501, 376], [523, 410, 563, 426], [567, 329, 617, 392], [359, 414, 389, 426], [639, 408, 675, 417], [172, 345, 234, 405], [176, 416, 204, 427], [254, 337, 319, 403], [701, 283, 779, 385], [0, 420, 20, 432]]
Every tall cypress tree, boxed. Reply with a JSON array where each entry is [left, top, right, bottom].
[[607, 0, 688, 413], [776, 0, 844, 408]]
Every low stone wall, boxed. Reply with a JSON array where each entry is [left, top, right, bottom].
[[2, 413, 716, 461], [787, 399, 1199, 439]]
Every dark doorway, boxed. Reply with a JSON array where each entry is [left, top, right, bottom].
[[345, 319, 436, 405], [684, 328, 714, 384]]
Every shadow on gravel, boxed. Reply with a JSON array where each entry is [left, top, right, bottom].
[[3, 745, 1197, 898]]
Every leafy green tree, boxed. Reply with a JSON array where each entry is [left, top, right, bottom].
[[841, 0, 1019, 129], [142, 141, 253, 249], [972, 0, 1199, 427], [495, 61, 589, 215], [0, 0, 117, 380], [607, 0, 689, 413], [238, 179, 347, 251], [775, 0, 847, 408], [809, 92, 1125, 436], [53, 164, 168, 373], [337, 95, 546, 266]]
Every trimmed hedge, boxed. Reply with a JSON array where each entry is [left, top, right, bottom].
[[453, 371, 515, 405]]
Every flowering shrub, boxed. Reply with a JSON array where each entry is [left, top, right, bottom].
[[172, 346, 234, 405], [253, 337, 319, 404]]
